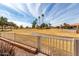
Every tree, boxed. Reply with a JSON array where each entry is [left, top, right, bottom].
[[0, 16, 19, 31], [0, 16, 8, 31], [63, 23, 70, 29], [32, 19, 37, 28], [7, 22, 17, 30], [20, 25, 24, 29], [48, 23, 51, 28], [25, 26, 29, 29], [41, 14, 44, 24], [40, 23, 49, 29], [42, 14, 44, 17], [38, 16, 40, 26], [40, 23, 45, 28]]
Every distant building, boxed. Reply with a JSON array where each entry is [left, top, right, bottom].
[[58, 23, 79, 29], [70, 23, 79, 29]]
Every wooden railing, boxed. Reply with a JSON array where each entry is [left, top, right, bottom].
[[0, 36, 38, 56], [0, 32, 79, 56]]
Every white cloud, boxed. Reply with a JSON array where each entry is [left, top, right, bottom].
[[0, 9, 11, 18], [8, 20, 32, 27], [0, 8, 31, 27], [27, 3, 40, 18], [1, 3, 28, 17]]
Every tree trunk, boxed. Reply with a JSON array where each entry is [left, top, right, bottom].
[[1, 26, 4, 31]]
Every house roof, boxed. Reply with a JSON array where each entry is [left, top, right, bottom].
[[70, 23, 79, 26]]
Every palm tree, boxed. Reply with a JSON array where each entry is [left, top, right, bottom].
[[32, 18, 37, 28], [38, 16, 40, 26], [41, 14, 44, 24]]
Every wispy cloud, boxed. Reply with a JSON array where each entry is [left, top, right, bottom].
[[0, 3, 79, 27]]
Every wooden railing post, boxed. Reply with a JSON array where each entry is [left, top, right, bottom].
[[49, 37, 52, 56], [0, 33, 1, 37], [74, 39, 79, 56], [37, 36, 41, 52]]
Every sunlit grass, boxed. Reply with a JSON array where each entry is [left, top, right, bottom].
[[6, 29, 79, 38]]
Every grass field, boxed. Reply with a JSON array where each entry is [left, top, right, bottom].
[[0, 28, 78, 55], [6, 28, 79, 38]]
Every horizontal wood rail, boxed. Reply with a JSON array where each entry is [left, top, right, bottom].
[[0, 37, 38, 54]]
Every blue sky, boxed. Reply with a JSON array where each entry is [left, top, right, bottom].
[[0, 3, 79, 27]]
